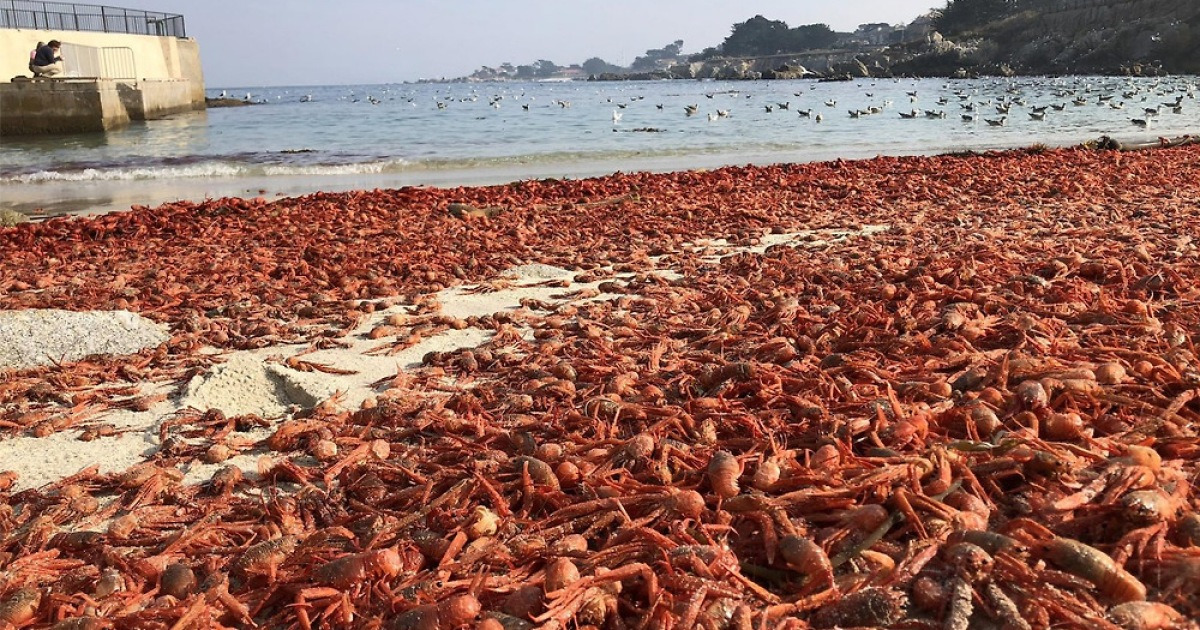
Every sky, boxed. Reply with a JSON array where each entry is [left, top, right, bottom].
[[147, 0, 944, 88]]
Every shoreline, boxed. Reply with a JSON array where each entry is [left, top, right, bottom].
[[3, 131, 1193, 219], [2, 144, 1200, 626]]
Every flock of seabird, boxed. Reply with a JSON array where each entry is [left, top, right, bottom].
[[216, 76, 1196, 131]]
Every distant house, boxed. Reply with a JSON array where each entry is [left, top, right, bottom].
[[558, 65, 586, 80], [854, 23, 899, 46]]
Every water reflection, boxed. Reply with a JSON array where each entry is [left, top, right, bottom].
[[0, 110, 210, 175]]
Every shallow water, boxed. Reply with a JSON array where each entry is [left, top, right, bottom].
[[2, 76, 1197, 215]]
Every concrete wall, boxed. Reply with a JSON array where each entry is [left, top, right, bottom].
[[0, 28, 203, 85], [0, 29, 205, 134], [0, 79, 129, 134]]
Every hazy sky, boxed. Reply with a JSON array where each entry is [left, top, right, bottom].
[[148, 1, 943, 87]]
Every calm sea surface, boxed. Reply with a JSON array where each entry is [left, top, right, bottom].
[[1, 76, 1197, 215]]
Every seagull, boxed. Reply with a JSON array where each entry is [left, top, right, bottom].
[[612, 110, 622, 122], [777, 102, 790, 110], [716, 109, 730, 118], [708, 112, 718, 122], [1132, 118, 1148, 127], [814, 113, 823, 122], [656, 104, 664, 110], [899, 110, 918, 119], [219, 89, 227, 98], [1029, 111, 1045, 120], [684, 104, 698, 116], [985, 117, 1006, 126], [962, 114, 975, 122], [798, 109, 812, 118], [848, 110, 861, 118], [764, 105, 773, 113], [824, 99, 837, 107], [522, 104, 530, 111]]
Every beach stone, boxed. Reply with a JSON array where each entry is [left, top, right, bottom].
[[0, 309, 168, 371], [448, 203, 505, 219]]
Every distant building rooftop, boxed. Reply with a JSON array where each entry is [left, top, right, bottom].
[[0, 1, 185, 37]]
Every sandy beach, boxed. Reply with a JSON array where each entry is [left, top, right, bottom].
[[2, 146, 1200, 627]]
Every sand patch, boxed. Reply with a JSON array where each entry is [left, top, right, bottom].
[[0, 309, 168, 370]]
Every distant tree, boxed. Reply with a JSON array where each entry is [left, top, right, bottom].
[[533, 59, 561, 77], [789, 24, 838, 50], [471, 66, 498, 79], [582, 57, 622, 75], [721, 16, 840, 56], [723, 15, 792, 56], [516, 64, 536, 79], [630, 39, 686, 71], [499, 62, 516, 75]]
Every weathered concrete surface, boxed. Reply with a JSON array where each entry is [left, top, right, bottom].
[[119, 78, 203, 119], [0, 79, 129, 134], [0, 77, 203, 136]]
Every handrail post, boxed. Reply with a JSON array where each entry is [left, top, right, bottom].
[[100, 5, 107, 32]]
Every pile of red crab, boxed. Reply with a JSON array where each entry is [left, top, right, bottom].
[[2, 144, 1200, 629]]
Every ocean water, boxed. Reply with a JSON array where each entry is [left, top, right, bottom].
[[1, 76, 1197, 215]]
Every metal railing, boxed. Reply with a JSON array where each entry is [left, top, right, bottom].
[[100, 45, 134, 78], [58, 42, 136, 79], [0, 1, 185, 37]]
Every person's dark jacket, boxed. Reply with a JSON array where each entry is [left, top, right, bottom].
[[32, 44, 60, 67]]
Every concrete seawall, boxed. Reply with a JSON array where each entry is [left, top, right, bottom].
[[0, 28, 204, 135]]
